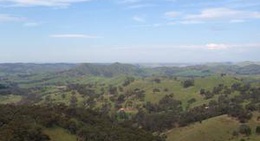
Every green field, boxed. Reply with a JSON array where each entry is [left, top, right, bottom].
[[0, 95, 22, 104], [43, 127, 77, 141], [166, 112, 260, 141], [125, 75, 240, 109]]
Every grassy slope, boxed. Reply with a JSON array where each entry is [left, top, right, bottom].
[[127, 75, 240, 108], [0, 74, 243, 112], [0, 95, 22, 104], [166, 112, 260, 141], [43, 127, 77, 141]]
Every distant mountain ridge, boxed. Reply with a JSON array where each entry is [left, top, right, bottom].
[[236, 64, 260, 75], [0, 63, 76, 75], [0, 62, 260, 78], [63, 63, 145, 77]]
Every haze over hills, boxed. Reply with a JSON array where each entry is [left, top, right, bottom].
[[1, 61, 259, 77]]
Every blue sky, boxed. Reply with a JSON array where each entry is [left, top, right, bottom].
[[0, 0, 260, 63]]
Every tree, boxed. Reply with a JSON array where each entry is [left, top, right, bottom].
[[117, 110, 128, 120], [256, 126, 260, 135], [122, 77, 135, 86], [153, 78, 161, 83], [200, 89, 205, 95], [232, 130, 239, 137], [45, 95, 51, 103], [108, 85, 118, 95], [117, 94, 125, 103], [153, 88, 160, 93], [239, 124, 251, 136], [183, 79, 194, 88], [61, 93, 66, 99], [70, 95, 78, 107], [187, 98, 196, 104]]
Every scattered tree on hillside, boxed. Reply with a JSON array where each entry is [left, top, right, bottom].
[[108, 85, 118, 95], [187, 98, 196, 105], [182, 79, 194, 88], [153, 78, 161, 83], [232, 130, 239, 137], [200, 88, 205, 95], [256, 126, 260, 135], [70, 95, 78, 107], [122, 77, 135, 86], [239, 124, 252, 136], [153, 88, 160, 93]]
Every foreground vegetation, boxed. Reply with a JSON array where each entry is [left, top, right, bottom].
[[0, 104, 164, 141]]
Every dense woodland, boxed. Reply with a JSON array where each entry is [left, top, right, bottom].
[[0, 62, 260, 141], [0, 104, 164, 141]]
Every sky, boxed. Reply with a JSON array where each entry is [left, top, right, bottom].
[[0, 0, 260, 63]]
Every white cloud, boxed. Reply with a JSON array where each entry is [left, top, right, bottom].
[[23, 22, 40, 27], [50, 34, 102, 39], [229, 19, 245, 23], [127, 3, 155, 9], [164, 11, 180, 18], [129, 23, 163, 28], [116, 0, 155, 9], [133, 16, 145, 22], [165, 8, 260, 24], [167, 43, 260, 50], [118, 0, 141, 4], [179, 20, 204, 24], [205, 43, 228, 50], [0, 0, 91, 7], [0, 14, 24, 22], [204, 43, 260, 50], [184, 8, 260, 22]]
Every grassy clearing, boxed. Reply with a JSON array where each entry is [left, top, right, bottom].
[[166, 112, 260, 141], [0, 95, 22, 104], [127, 76, 239, 109], [43, 127, 77, 141]]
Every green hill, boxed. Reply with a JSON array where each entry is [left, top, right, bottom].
[[65, 63, 145, 77], [166, 112, 260, 141], [0, 63, 260, 141], [0, 63, 75, 75]]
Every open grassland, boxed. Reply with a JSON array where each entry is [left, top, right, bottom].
[[166, 112, 260, 141], [127, 75, 240, 108], [43, 127, 77, 141], [0, 95, 22, 104], [0, 74, 245, 112]]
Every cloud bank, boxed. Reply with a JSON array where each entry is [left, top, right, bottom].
[[0, 14, 24, 22], [50, 34, 102, 39], [0, 0, 91, 7], [165, 7, 260, 24]]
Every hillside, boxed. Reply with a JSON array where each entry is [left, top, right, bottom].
[[64, 63, 145, 77], [167, 112, 260, 141], [0, 104, 164, 141], [0, 63, 75, 75], [0, 62, 259, 141]]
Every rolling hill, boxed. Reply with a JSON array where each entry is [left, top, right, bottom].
[[166, 112, 260, 141], [0, 62, 259, 141]]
